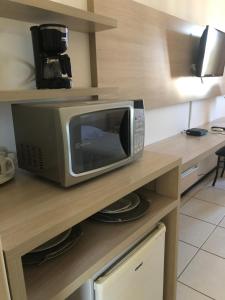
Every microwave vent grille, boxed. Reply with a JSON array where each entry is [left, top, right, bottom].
[[17, 143, 44, 171]]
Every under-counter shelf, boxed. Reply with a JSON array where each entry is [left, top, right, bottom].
[[0, 87, 117, 103], [0, 151, 179, 255], [24, 191, 178, 300], [0, 0, 117, 32], [0, 151, 180, 300]]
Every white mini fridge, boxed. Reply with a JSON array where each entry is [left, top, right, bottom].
[[69, 223, 166, 300]]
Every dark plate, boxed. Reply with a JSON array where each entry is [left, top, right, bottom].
[[22, 225, 82, 265], [31, 228, 72, 253], [102, 193, 141, 214], [91, 199, 150, 223]]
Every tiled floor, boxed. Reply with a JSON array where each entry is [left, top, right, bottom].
[[177, 173, 225, 300]]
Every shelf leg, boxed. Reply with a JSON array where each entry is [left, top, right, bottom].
[[0, 241, 11, 300], [4, 254, 27, 300], [162, 206, 179, 300]]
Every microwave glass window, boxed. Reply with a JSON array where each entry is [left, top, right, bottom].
[[69, 108, 131, 174]]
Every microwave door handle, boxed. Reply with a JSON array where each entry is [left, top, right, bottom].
[[119, 111, 131, 156]]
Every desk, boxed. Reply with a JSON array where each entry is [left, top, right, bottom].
[[146, 117, 225, 171], [145, 117, 225, 192]]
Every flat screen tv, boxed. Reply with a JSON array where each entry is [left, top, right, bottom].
[[195, 25, 225, 77]]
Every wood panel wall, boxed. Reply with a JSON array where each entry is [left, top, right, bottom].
[[90, 0, 225, 109]]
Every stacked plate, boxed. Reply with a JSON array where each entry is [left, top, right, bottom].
[[91, 192, 150, 223], [22, 224, 82, 265]]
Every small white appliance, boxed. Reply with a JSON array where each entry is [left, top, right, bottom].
[[68, 223, 165, 300]]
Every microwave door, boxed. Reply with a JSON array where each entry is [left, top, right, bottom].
[[69, 108, 131, 174]]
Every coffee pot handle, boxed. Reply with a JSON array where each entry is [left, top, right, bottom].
[[59, 54, 72, 78]]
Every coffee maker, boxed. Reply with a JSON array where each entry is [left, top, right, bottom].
[[30, 24, 72, 89]]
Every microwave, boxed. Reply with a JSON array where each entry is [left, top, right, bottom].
[[12, 99, 145, 187]]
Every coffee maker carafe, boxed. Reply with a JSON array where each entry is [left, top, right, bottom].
[[30, 24, 72, 89]]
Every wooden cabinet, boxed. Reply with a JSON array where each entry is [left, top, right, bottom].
[[197, 154, 217, 178], [180, 154, 217, 193], [146, 118, 225, 193], [0, 151, 181, 300], [0, 3, 181, 300], [181, 165, 199, 193]]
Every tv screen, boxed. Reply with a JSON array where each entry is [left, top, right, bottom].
[[195, 26, 225, 77]]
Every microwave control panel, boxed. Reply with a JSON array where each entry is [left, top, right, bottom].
[[133, 109, 145, 154]]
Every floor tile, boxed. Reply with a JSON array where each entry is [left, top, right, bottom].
[[202, 227, 225, 258], [219, 217, 225, 228], [207, 177, 225, 191], [179, 215, 215, 247], [180, 198, 225, 225], [181, 194, 192, 207], [195, 186, 225, 206], [179, 250, 225, 300], [177, 282, 212, 300], [177, 241, 198, 277]]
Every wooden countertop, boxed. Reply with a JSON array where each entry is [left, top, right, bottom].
[[0, 150, 180, 256], [146, 117, 225, 171]]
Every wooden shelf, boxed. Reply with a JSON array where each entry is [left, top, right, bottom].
[[0, 0, 117, 32], [24, 191, 178, 300], [1, 150, 180, 300], [0, 87, 117, 103], [0, 151, 180, 256]]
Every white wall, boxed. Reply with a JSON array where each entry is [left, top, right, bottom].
[[191, 96, 225, 127], [1, 0, 225, 151], [145, 102, 190, 144], [134, 0, 225, 144]]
